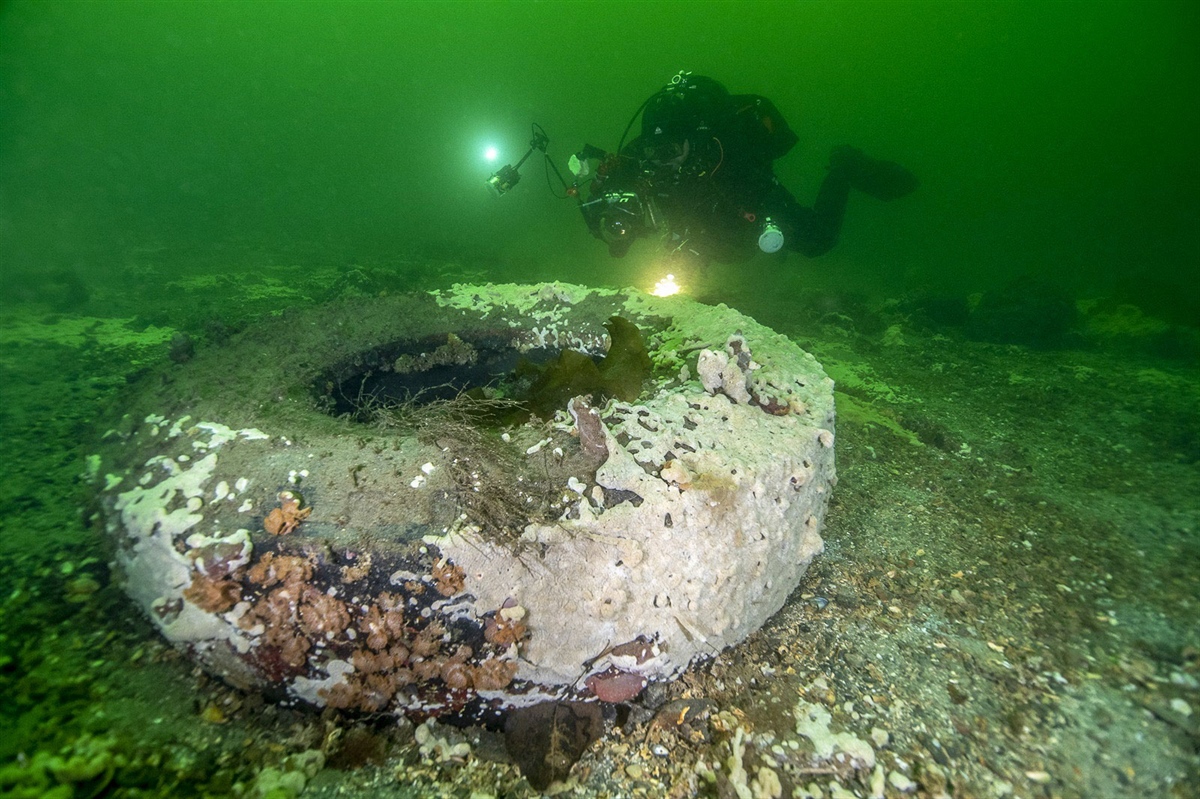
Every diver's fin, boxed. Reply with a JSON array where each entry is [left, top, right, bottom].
[[829, 145, 919, 201]]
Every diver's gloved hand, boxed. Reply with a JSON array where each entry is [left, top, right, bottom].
[[829, 145, 919, 201]]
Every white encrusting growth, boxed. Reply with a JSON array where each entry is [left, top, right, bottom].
[[95, 283, 837, 711]]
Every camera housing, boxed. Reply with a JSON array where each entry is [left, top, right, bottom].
[[487, 164, 521, 197]]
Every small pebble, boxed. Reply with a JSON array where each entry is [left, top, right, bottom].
[[889, 771, 917, 792], [65, 576, 101, 602], [625, 763, 644, 779], [1170, 672, 1199, 689], [525, 437, 551, 455]]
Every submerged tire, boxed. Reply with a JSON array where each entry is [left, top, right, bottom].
[[91, 282, 836, 718]]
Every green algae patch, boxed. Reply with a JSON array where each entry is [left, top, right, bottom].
[[818, 351, 922, 445], [1078, 300, 1170, 340], [821, 355, 915, 407], [834, 393, 922, 447], [0, 313, 174, 354]]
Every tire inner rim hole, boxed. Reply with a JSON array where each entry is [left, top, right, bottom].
[[314, 331, 563, 421]]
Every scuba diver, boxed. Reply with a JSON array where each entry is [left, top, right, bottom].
[[572, 72, 918, 265]]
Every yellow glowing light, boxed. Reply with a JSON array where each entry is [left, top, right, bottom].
[[650, 273, 681, 297]]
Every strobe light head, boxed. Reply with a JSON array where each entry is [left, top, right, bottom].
[[487, 163, 521, 197], [486, 124, 551, 197]]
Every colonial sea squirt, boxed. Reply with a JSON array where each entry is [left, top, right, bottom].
[[91, 283, 837, 719]]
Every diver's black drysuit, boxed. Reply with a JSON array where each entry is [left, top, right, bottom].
[[578, 74, 917, 264]]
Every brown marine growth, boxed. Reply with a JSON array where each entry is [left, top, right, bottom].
[[472, 657, 518, 690], [431, 558, 466, 597], [522, 316, 651, 419], [484, 608, 528, 648], [183, 574, 242, 613], [263, 490, 312, 536], [297, 586, 350, 639], [247, 551, 313, 588]]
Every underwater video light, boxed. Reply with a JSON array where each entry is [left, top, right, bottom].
[[486, 163, 523, 197], [487, 124, 551, 197]]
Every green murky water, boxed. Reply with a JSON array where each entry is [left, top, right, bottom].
[[2, 2, 1197, 797]]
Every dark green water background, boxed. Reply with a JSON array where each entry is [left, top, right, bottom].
[[2, 0, 1197, 305]]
